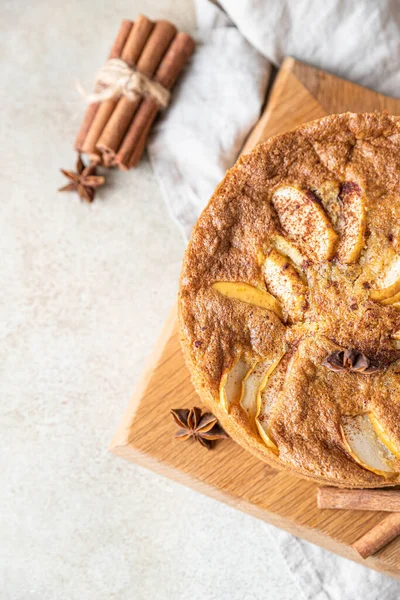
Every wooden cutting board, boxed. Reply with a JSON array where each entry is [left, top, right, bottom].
[[111, 57, 400, 580]]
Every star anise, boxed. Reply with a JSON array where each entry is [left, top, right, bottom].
[[59, 154, 105, 203], [170, 406, 228, 450], [322, 348, 381, 374]]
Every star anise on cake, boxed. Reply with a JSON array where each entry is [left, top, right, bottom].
[[170, 406, 228, 449], [322, 348, 381, 374], [59, 155, 105, 203]]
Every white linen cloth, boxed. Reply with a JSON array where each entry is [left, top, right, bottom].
[[149, 0, 271, 240], [148, 1, 400, 597]]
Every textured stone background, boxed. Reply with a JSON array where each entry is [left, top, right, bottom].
[[0, 1, 300, 598]]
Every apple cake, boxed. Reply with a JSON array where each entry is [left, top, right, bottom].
[[178, 112, 400, 488]]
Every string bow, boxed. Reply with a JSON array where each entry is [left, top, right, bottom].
[[79, 58, 170, 108]]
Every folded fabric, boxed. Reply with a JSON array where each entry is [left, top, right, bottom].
[[148, 0, 270, 240], [221, 0, 400, 97]]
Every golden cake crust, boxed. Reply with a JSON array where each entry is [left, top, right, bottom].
[[178, 112, 400, 488]]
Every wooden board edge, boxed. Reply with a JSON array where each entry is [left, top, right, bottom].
[[242, 57, 298, 154], [110, 439, 400, 581], [109, 305, 178, 451], [291, 59, 400, 114]]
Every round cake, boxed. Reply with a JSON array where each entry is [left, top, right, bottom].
[[178, 112, 400, 488]]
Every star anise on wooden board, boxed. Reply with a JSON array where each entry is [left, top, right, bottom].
[[322, 348, 380, 374], [59, 155, 105, 203], [170, 407, 228, 450]]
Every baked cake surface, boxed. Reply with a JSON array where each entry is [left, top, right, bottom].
[[178, 112, 400, 488]]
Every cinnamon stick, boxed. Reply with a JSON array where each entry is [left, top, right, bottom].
[[117, 32, 195, 169], [74, 19, 133, 153], [353, 513, 400, 559], [125, 119, 154, 170], [81, 15, 154, 160], [96, 20, 177, 158], [318, 487, 400, 512]]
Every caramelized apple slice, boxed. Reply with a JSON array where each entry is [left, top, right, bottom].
[[341, 414, 397, 478], [272, 234, 306, 271], [336, 181, 366, 263], [212, 282, 282, 319], [371, 256, 400, 301], [262, 249, 307, 321], [219, 357, 249, 413], [381, 291, 400, 305], [240, 359, 279, 423], [272, 186, 338, 261], [369, 413, 400, 458], [255, 355, 284, 454], [255, 419, 278, 454]]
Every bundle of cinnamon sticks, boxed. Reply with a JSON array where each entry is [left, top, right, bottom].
[[75, 15, 195, 169]]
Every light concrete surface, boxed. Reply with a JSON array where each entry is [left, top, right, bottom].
[[0, 1, 300, 599]]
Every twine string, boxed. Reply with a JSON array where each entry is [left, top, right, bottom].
[[78, 58, 170, 108]]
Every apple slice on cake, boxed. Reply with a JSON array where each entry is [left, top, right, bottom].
[[220, 358, 282, 425], [336, 181, 366, 263], [240, 361, 268, 422], [219, 357, 249, 413], [254, 355, 284, 454], [272, 186, 338, 262], [219, 353, 283, 455], [341, 414, 398, 478], [262, 249, 307, 322], [212, 281, 282, 319], [369, 413, 400, 458], [370, 255, 400, 302], [240, 357, 282, 425], [380, 291, 400, 306], [272, 234, 307, 272]]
